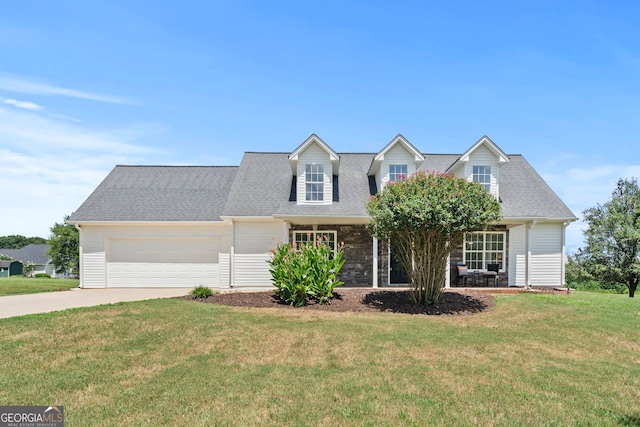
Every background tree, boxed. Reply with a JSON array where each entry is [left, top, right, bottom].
[[48, 215, 79, 275], [0, 235, 47, 249], [367, 171, 502, 305], [565, 249, 593, 285], [581, 178, 640, 297]]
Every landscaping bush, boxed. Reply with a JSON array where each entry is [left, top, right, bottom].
[[268, 239, 345, 306], [190, 285, 214, 299], [34, 273, 51, 278], [568, 280, 626, 294]]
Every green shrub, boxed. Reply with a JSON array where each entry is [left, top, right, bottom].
[[569, 280, 626, 294], [190, 285, 214, 299], [268, 239, 345, 306], [34, 273, 51, 278]]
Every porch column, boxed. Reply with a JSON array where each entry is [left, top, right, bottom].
[[445, 252, 451, 288], [525, 220, 536, 288], [284, 221, 290, 243], [372, 237, 378, 288], [229, 219, 235, 288]]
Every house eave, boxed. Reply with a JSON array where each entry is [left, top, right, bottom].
[[288, 134, 340, 174], [499, 216, 578, 225], [272, 214, 370, 225], [367, 134, 425, 175], [68, 220, 230, 227], [446, 135, 510, 173]]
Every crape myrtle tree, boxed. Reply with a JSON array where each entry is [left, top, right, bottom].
[[48, 215, 79, 275], [367, 171, 502, 305], [582, 178, 640, 298]]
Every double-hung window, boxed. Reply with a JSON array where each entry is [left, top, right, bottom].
[[389, 164, 408, 183], [305, 164, 324, 201], [293, 231, 337, 252], [464, 232, 505, 270], [473, 165, 491, 192]]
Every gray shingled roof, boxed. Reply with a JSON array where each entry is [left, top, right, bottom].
[[221, 153, 376, 218], [69, 166, 238, 222], [494, 155, 577, 220], [70, 151, 576, 223], [277, 153, 374, 217], [221, 153, 292, 217], [420, 154, 576, 220], [0, 244, 50, 264]]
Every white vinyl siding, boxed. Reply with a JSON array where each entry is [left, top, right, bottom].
[[233, 220, 286, 287], [378, 144, 417, 189], [464, 145, 499, 198], [508, 225, 526, 287], [81, 228, 107, 289], [296, 143, 332, 205], [530, 223, 563, 286]]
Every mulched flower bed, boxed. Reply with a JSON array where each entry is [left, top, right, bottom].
[[190, 288, 496, 316]]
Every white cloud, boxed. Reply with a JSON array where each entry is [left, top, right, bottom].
[[1, 97, 43, 110], [0, 74, 131, 104], [0, 105, 166, 238], [0, 106, 157, 155], [542, 164, 640, 252]]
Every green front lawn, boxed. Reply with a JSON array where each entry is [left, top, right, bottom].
[[0, 292, 638, 426], [0, 276, 78, 296]]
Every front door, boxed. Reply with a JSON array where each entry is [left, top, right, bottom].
[[390, 250, 409, 284]]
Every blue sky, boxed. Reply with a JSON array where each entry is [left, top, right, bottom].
[[1, 1, 639, 252]]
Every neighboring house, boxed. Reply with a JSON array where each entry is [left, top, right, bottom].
[[68, 135, 577, 289], [0, 244, 58, 277], [0, 260, 23, 277]]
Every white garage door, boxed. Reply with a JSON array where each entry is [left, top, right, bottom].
[[106, 238, 219, 288]]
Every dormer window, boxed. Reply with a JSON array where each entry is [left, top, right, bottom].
[[389, 164, 408, 182], [305, 164, 324, 201], [473, 165, 491, 192]]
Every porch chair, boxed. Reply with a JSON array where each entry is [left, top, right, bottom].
[[484, 263, 500, 287], [456, 264, 472, 287]]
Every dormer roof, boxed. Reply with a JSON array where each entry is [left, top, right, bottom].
[[368, 134, 424, 175], [288, 134, 340, 175], [446, 135, 509, 173]]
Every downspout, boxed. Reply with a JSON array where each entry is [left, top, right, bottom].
[[74, 224, 83, 289], [561, 221, 568, 287], [526, 220, 537, 289], [229, 219, 235, 288]]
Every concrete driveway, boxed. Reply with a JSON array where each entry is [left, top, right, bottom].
[[0, 288, 190, 320]]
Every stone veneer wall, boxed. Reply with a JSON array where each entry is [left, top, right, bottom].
[[375, 230, 512, 288], [289, 224, 374, 287]]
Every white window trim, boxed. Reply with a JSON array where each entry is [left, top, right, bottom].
[[293, 231, 337, 251], [472, 165, 491, 193], [304, 163, 325, 203], [463, 231, 506, 272], [389, 164, 408, 183]]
